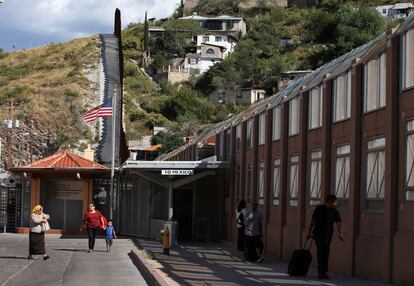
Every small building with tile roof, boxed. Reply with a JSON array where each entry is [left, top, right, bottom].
[[11, 150, 110, 233]]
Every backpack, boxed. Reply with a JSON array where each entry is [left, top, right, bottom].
[[236, 211, 245, 228]]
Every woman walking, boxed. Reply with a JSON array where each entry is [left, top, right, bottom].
[[236, 199, 247, 252], [28, 205, 50, 260], [81, 203, 104, 253]]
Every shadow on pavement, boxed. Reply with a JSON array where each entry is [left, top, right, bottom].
[[0, 256, 29, 260]]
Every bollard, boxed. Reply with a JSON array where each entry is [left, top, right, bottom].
[[162, 226, 170, 255]]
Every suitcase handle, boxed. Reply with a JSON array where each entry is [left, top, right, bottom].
[[303, 238, 313, 250]]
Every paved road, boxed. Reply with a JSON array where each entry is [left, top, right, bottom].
[[0, 233, 147, 286]]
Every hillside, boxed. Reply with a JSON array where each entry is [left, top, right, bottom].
[[0, 0, 408, 165], [0, 37, 100, 166]]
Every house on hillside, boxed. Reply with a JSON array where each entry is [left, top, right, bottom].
[[376, 3, 414, 19], [209, 88, 266, 105], [180, 14, 247, 39], [180, 15, 245, 74]]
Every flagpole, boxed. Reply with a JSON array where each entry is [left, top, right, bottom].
[[110, 84, 117, 220]]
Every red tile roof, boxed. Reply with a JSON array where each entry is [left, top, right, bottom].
[[18, 149, 108, 170], [145, 144, 162, 151]]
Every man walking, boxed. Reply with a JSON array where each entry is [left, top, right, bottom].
[[245, 202, 264, 262], [307, 194, 344, 279]]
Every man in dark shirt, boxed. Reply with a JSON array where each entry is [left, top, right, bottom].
[[307, 194, 344, 280]]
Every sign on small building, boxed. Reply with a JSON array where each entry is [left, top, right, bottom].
[[161, 170, 194, 176]]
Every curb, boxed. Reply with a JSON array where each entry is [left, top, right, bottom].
[[129, 250, 171, 286]]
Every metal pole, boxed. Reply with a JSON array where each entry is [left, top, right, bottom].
[[168, 183, 173, 221], [109, 85, 117, 220]]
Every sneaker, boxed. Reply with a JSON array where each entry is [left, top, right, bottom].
[[27, 255, 34, 260], [43, 255, 50, 261], [323, 273, 330, 279], [257, 257, 264, 263]]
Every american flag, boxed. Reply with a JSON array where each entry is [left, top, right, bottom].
[[83, 99, 113, 123]]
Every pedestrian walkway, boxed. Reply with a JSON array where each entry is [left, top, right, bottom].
[[133, 239, 392, 286], [0, 233, 147, 286]]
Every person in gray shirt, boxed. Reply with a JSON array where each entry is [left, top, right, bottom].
[[245, 202, 263, 262]]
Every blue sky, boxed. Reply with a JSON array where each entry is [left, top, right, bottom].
[[0, 0, 180, 51]]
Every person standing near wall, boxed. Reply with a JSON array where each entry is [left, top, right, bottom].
[[81, 203, 105, 253], [28, 205, 50, 260], [307, 194, 344, 280], [236, 199, 247, 252], [245, 202, 264, 262]]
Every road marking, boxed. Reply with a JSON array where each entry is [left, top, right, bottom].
[[1, 260, 34, 286]]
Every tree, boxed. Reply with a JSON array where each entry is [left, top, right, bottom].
[[335, 4, 385, 55], [151, 131, 186, 154], [144, 11, 149, 54]]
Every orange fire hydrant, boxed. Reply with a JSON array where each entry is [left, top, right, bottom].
[[162, 226, 170, 255]]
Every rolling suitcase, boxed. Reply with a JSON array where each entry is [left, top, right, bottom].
[[288, 238, 313, 276]]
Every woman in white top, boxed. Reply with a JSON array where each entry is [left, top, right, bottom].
[[236, 199, 247, 252], [28, 205, 50, 260]]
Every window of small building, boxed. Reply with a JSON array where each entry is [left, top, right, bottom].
[[405, 120, 414, 201], [289, 97, 300, 136], [246, 119, 253, 149], [402, 29, 414, 89], [215, 36, 223, 42], [365, 137, 386, 210], [309, 85, 323, 130], [289, 155, 299, 206], [272, 159, 281, 206], [272, 107, 281, 141], [206, 48, 215, 55], [202, 35, 210, 42], [333, 71, 351, 122], [364, 53, 386, 112], [258, 113, 266, 145], [235, 124, 241, 151], [309, 151, 322, 206], [246, 164, 253, 202], [258, 161, 265, 205], [335, 145, 351, 200]]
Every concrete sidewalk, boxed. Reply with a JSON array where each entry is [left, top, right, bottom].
[[132, 239, 392, 286]]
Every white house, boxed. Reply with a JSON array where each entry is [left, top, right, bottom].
[[376, 3, 413, 19]]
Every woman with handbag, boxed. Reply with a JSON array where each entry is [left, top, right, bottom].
[[80, 203, 105, 253], [28, 204, 50, 260]]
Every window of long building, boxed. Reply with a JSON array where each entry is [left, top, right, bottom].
[[335, 145, 351, 199], [226, 130, 232, 154], [405, 121, 414, 201], [365, 137, 386, 210], [258, 114, 266, 145], [246, 163, 252, 202], [258, 161, 265, 205], [219, 133, 225, 157], [272, 107, 281, 141], [236, 124, 241, 151], [402, 29, 414, 89], [236, 165, 241, 199], [289, 155, 299, 206], [272, 159, 281, 206], [309, 151, 322, 206], [364, 53, 386, 112], [246, 119, 253, 149], [333, 71, 351, 122], [289, 98, 300, 136], [309, 86, 323, 130]]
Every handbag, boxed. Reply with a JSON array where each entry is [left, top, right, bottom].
[[41, 222, 50, 232]]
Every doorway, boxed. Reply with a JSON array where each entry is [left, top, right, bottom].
[[173, 188, 193, 240]]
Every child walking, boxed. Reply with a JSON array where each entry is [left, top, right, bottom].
[[105, 220, 117, 252]]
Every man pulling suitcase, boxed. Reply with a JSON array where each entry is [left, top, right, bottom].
[[307, 194, 344, 280]]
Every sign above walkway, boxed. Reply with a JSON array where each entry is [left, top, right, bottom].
[[121, 160, 229, 171], [161, 169, 194, 176]]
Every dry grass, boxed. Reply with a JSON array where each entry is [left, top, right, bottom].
[[0, 36, 100, 147]]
